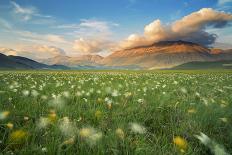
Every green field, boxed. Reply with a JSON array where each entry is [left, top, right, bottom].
[[0, 70, 232, 155]]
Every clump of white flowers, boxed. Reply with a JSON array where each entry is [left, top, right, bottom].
[[129, 123, 146, 134], [79, 127, 102, 145], [195, 132, 229, 155]]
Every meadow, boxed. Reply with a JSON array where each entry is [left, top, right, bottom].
[[0, 70, 231, 155]]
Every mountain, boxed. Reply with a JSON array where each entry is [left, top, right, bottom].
[[41, 54, 103, 67], [100, 40, 232, 69], [0, 53, 69, 70], [173, 60, 232, 70]]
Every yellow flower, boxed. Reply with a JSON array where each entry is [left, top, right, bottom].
[[173, 136, 188, 152], [188, 108, 196, 114], [6, 122, 14, 129], [0, 111, 10, 120], [95, 110, 102, 119], [107, 103, 112, 110], [8, 130, 28, 144], [48, 111, 57, 122], [115, 128, 125, 139], [63, 137, 75, 145], [79, 128, 91, 138], [97, 98, 102, 103]]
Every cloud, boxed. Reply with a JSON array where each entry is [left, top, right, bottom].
[[13, 30, 68, 44], [64, 19, 118, 53], [0, 45, 66, 60], [11, 1, 52, 21], [0, 18, 12, 29], [73, 38, 112, 53], [57, 19, 118, 39], [218, 0, 232, 5], [119, 8, 232, 49]]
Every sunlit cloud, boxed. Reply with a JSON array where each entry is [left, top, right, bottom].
[[119, 8, 232, 49], [0, 45, 66, 60]]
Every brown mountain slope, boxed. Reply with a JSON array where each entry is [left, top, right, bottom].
[[101, 41, 232, 69], [41, 54, 103, 67]]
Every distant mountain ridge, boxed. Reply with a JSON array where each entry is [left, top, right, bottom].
[[0, 53, 69, 70], [1, 40, 232, 70], [41, 54, 103, 67], [100, 40, 232, 69]]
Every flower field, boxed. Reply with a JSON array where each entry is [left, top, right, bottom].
[[0, 70, 232, 154]]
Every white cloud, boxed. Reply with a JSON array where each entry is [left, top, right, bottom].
[[73, 38, 113, 53], [218, 0, 232, 5], [0, 45, 66, 60], [13, 30, 69, 44], [119, 8, 232, 49], [0, 18, 12, 29], [11, 1, 52, 21]]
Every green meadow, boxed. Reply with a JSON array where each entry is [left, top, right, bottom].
[[0, 70, 231, 155]]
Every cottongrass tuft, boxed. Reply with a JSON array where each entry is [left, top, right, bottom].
[[0, 111, 10, 120], [79, 127, 102, 145], [195, 132, 229, 155], [129, 123, 146, 134], [59, 117, 76, 138]]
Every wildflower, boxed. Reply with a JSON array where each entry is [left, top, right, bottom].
[[24, 116, 29, 121], [59, 117, 76, 137], [41, 147, 47, 152], [112, 90, 119, 97], [219, 117, 228, 123], [129, 123, 146, 134], [63, 137, 75, 145], [95, 110, 102, 119], [37, 117, 50, 129], [195, 132, 229, 155], [79, 128, 92, 138], [180, 88, 187, 94], [48, 111, 57, 122], [8, 130, 28, 144], [173, 136, 188, 153], [187, 108, 197, 114], [0, 111, 10, 120], [115, 128, 125, 139], [107, 103, 112, 110], [137, 99, 144, 104], [31, 90, 39, 97], [49, 96, 65, 109], [6, 122, 14, 129], [79, 127, 102, 145], [22, 90, 30, 96]]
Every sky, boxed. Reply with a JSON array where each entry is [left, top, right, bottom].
[[0, 0, 232, 60]]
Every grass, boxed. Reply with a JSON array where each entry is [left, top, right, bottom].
[[0, 70, 231, 155]]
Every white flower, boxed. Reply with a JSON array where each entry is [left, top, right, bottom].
[[37, 117, 49, 129], [31, 90, 39, 97], [22, 90, 30, 96], [195, 132, 211, 146], [129, 123, 146, 134], [59, 117, 76, 137]]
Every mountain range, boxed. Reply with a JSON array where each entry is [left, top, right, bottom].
[[1, 40, 232, 70], [0, 53, 69, 70]]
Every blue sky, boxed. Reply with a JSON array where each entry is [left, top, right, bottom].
[[0, 0, 232, 59]]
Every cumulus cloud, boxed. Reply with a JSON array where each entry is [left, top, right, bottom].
[[120, 8, 232, 49], [73, 38, 113, 53], [70, 19, 118, 53], [0, 45, 66, 60]]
